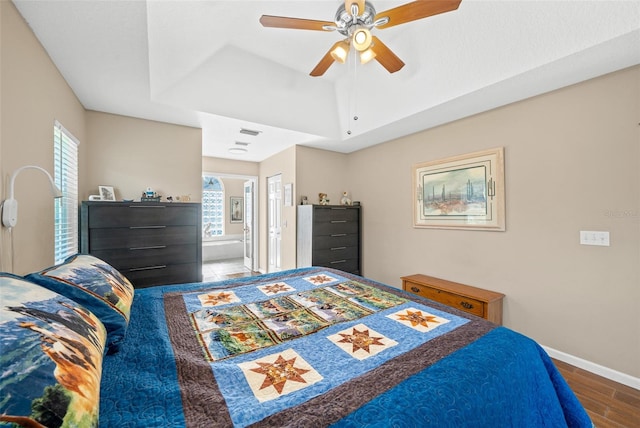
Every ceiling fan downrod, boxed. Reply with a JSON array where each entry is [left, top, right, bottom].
[[335, 1, 378, 37]]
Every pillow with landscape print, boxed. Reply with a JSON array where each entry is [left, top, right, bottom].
[[26, 254, 134, 354], [0, 273, 106, 428]]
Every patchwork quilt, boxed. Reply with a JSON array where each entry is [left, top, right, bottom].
[[99, 267, 592, 428]]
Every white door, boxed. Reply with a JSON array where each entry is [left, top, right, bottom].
[[243, 180, 254, 270], [267, 174, 282, 272]]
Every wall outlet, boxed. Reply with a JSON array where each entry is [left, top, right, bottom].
[[580, 231, 610, 246]]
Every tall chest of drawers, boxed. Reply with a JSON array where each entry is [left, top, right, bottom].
[[80, 201, 202, 288], [297, 205, 361, 275]]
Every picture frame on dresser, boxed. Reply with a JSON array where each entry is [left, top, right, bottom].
[[98, 185, 116, 201], [413, 147, 505, 231]]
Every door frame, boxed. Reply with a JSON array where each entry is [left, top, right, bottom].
[[202, 171, 259, 272], [267, 174, 282, 273]]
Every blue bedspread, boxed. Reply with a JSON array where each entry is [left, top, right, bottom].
[[100, 267, 591, 427]]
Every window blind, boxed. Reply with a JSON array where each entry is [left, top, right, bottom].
[[54, 121, 79, 264]]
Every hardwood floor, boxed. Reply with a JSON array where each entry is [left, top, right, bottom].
[[553, 359, 640, 427], [201, 262, 639, 427]]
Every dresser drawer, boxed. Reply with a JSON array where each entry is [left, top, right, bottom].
[[406, 282, 485, 318], [91, 244, 196, 269], [89, 226, 197, 250], [312, 234, 358, 250], [313, 207, 359, 222], [123, 263, 200, 288], [313, 221, 358, 236], [317, 258, 359, 274], [88, 204, 198, 228], [401, 274, 505, 324], [312, 246, 358, 264]]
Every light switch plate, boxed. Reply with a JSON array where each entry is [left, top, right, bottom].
[[580, 231, 610, 246]]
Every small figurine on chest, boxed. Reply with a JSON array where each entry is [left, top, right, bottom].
[[340, 192, 352, 206]]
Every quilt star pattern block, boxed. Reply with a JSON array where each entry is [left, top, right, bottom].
[[197, 290, 241, 307], [238, 348, 323, 403], [257, 282, 296, 296], [387, 307, 450, 333], [327, 323, 398, 360]]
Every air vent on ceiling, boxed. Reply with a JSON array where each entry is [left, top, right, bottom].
[[239, 128, 261, 136], [235, 141, 250, 147]]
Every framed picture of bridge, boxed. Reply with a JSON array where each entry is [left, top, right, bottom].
[[413, 147, 505, 231]]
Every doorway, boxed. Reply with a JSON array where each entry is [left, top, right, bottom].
[[267, 174, 282, 273], [202, 172, 258, 272], [243, 180, 254, 270]]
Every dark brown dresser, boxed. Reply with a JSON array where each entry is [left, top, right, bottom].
[[80, 201, 202, 288], [297, 205, 361, 275]]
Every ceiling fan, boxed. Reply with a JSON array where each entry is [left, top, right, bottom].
[[260, 0, 462, 77]]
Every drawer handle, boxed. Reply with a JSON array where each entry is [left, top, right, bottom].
[[128, 265, 167, 272], [411, 286, 420, 293], [460, 301, 474, 310], [129, 245, 167, 251], [330, 260, 347, 264], [129, 226, 167, 229], [330, 207, 347, 210], [331, 220, 347, 223], [129, 205, 166, 208], [331, 233, 347, 237], [330, 246, 347, 251]]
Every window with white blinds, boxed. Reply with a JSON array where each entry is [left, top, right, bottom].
[[54, 121, 79, 264]]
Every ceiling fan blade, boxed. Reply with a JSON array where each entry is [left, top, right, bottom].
[[310, 43, 341, 77], [370, 36, 405, 73], [375, 0, 462, 30], [260, 15, 335, 31]]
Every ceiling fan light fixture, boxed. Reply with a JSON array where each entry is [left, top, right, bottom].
[[360, 47, 376, 64], [352, 27, 372, 51], [330, 40, 350, 63]]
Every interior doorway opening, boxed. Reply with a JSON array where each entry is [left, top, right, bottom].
[[202, 172, 259, 272]]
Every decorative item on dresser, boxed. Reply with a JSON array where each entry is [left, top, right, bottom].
[[401, 274, 505, 324], [80, 201, 202, 288], [297, 204, 361, 275]]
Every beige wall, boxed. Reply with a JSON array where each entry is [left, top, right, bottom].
[[346, 66, 640, 378], [295, 146, 349, 206], [0, 0, 86, 274], [84, 111, 201, 202]]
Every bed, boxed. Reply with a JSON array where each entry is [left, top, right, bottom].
[[1, 255, 592, 427]]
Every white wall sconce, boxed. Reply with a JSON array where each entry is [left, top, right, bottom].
[[2, 165, 63, 228]]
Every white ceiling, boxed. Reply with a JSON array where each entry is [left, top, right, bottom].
[[13, 0, 640, 162]]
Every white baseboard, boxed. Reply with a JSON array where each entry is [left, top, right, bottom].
[[543, 345, 640, 391]]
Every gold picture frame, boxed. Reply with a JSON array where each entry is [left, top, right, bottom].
[[413, 148, 505, 231]]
